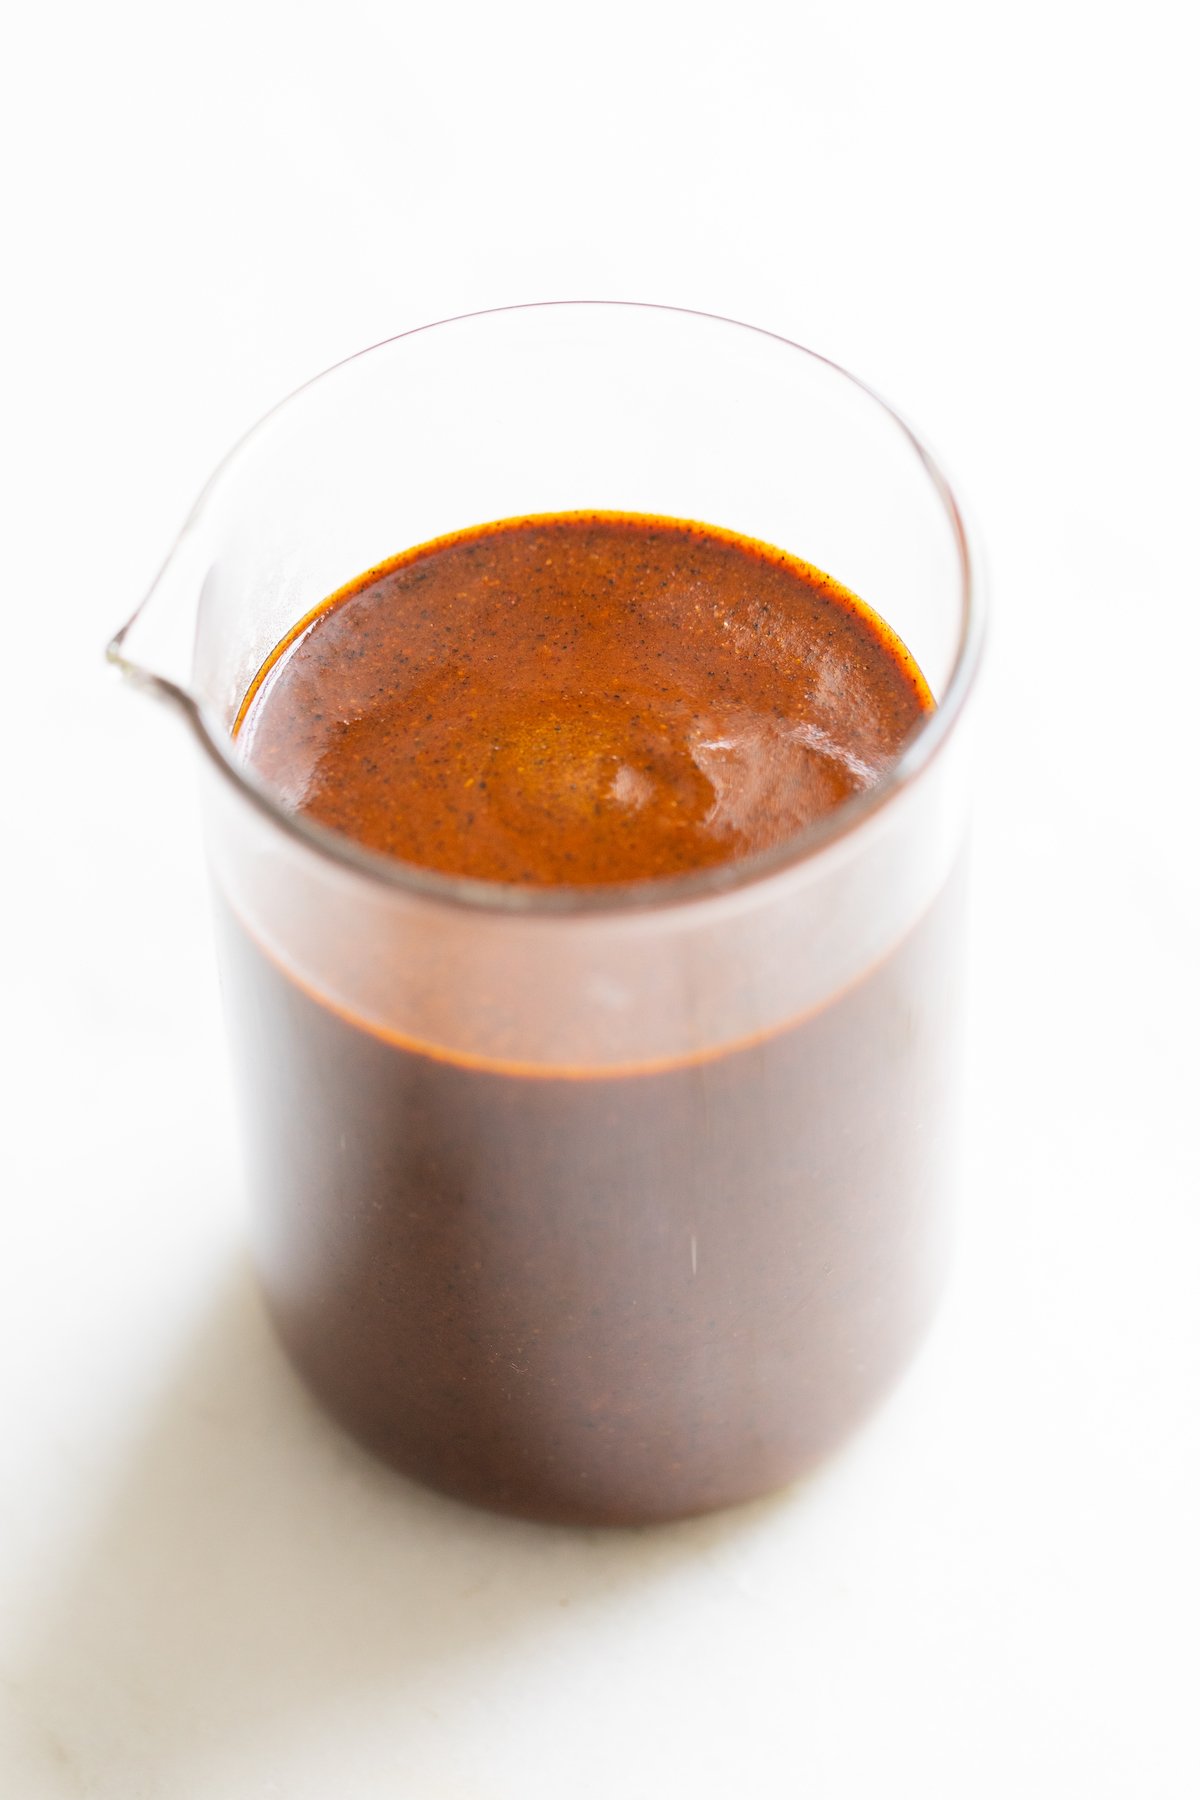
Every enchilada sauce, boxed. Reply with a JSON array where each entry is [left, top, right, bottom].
[[224, 513, 953, 1523]]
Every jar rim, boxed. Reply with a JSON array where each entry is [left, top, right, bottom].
[[110, 299, 984, 918]]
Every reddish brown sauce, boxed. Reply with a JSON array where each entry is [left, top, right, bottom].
[[236, 512, 931, 884], [222, 513, 956, 1525]]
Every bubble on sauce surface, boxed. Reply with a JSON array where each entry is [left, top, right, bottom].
[[479, 694, 717, 838], [690, 712, 881, 847]]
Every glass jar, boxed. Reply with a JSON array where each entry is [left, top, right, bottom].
[[111, 302, 982, 1523]]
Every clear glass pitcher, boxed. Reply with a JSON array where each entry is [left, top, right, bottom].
[[110, 302, 982, 1524]]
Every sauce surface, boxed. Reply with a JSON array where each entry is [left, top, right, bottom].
[[236, 512, 932, 884]]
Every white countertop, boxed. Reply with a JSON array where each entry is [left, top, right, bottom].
[[4, 3, 1198, 1794]]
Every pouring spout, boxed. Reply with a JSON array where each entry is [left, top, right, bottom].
[[106, 522, 210, 715]]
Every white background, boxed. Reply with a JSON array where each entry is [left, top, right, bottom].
[[3, 3, 1198, 1795]]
